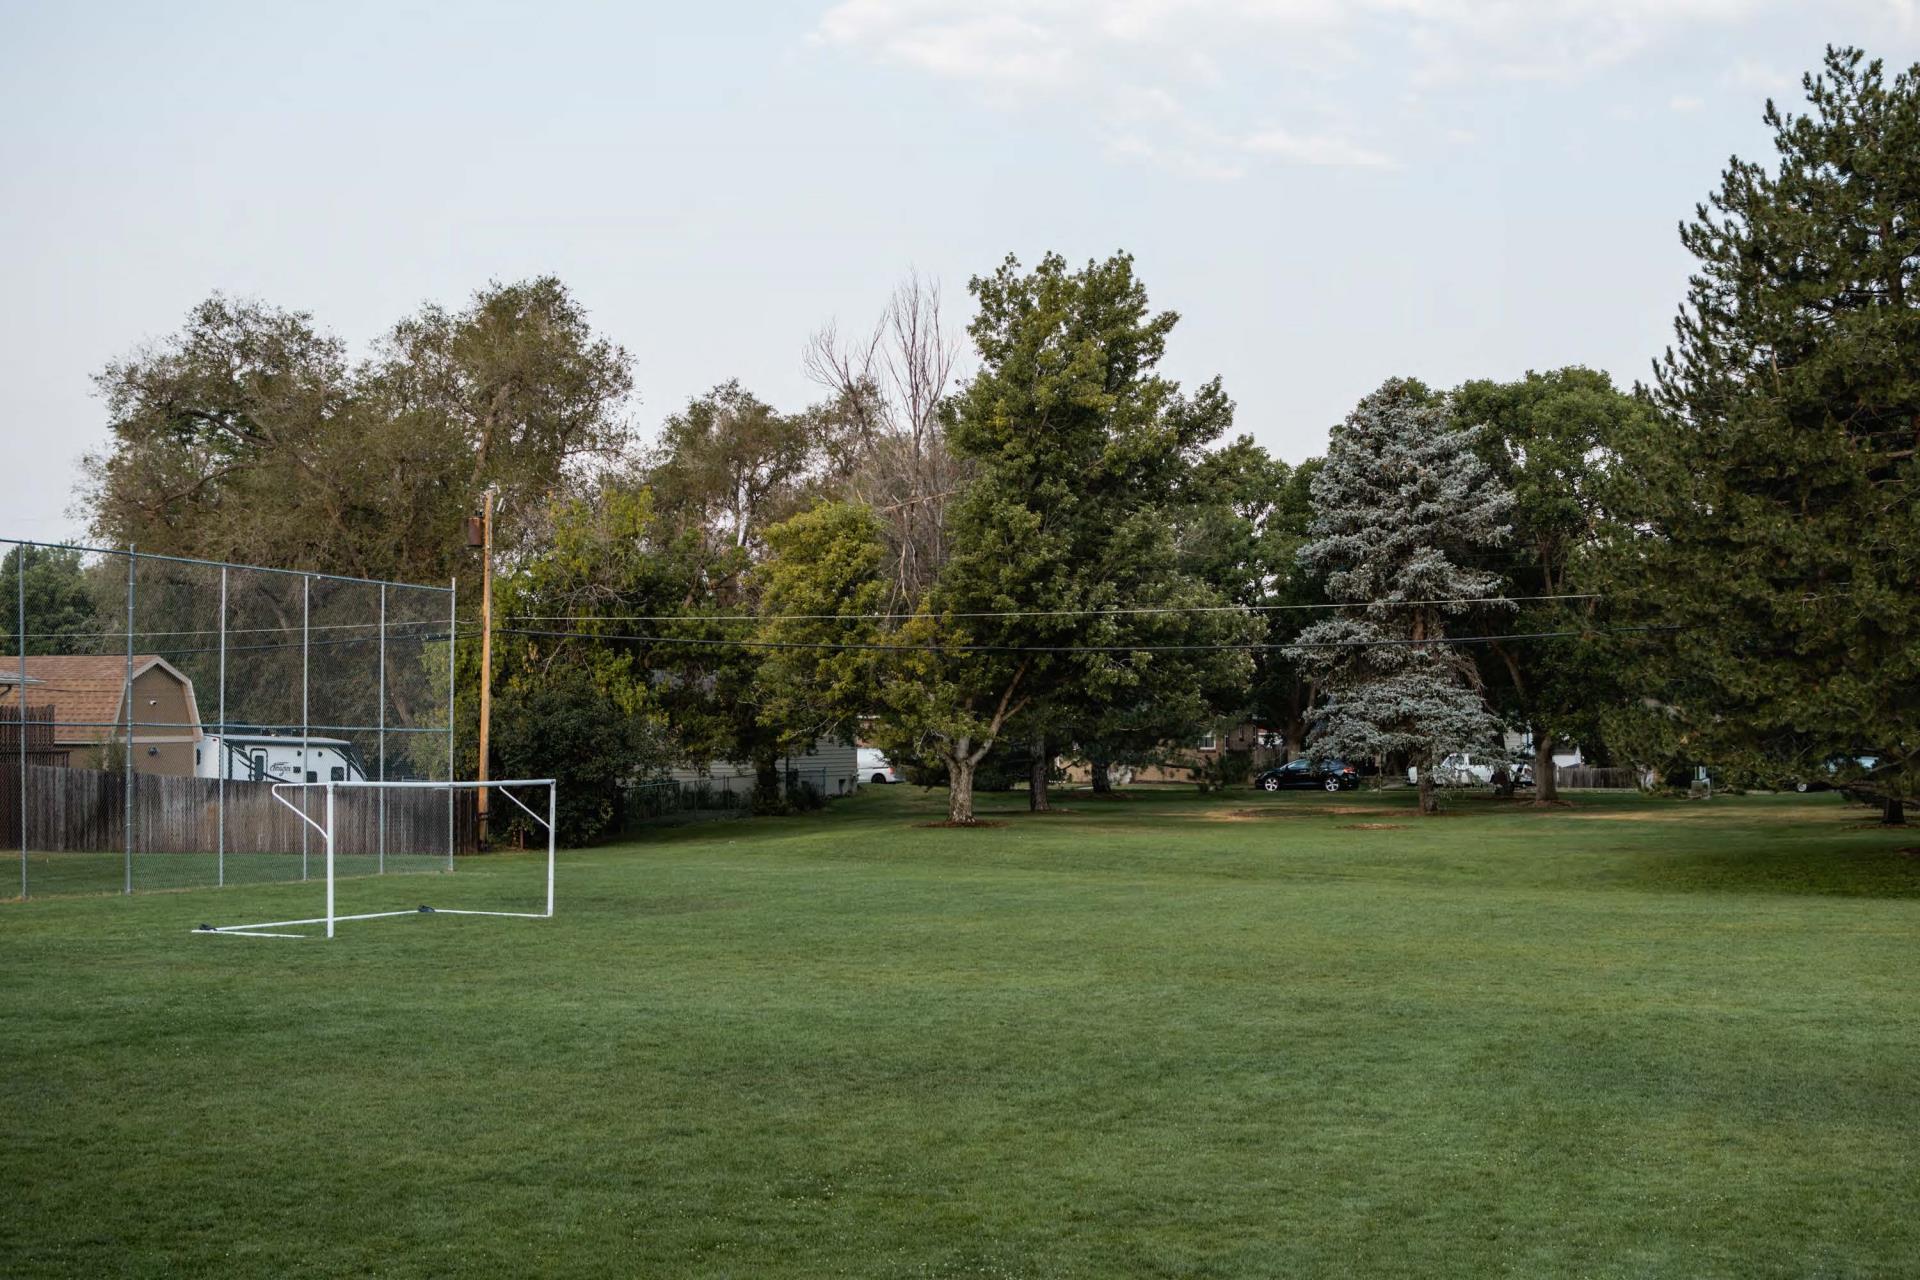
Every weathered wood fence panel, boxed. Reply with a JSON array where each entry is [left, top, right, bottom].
[[0, 705, 60, 760], [0, 764, 476, 856]]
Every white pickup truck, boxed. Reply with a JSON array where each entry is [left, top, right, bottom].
[[1407, 752, 1530, 787]]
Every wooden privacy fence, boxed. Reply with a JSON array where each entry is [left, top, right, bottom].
[[0, 706, 70, 767], [0, 764, 477, 856]]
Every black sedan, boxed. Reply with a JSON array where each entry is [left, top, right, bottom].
[[1255, 758, 1360, 792]]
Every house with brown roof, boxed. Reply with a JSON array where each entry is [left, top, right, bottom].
[[0, 655, 203, 776]]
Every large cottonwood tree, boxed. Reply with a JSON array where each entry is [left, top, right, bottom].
[[85, 277, 633, 588], [1454, 368, 1650, 802]]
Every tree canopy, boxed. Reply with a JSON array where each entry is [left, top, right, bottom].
[[86, 278, 633, 589], [72, 44, 1920, 842], [1288, 379, 1513, 815], [1619, 45, 1920, 821], [1454, 367, 1652, 801]]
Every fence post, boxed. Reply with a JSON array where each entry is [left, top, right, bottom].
[[300, 573, 310, 880], [377, 582, 386, 874], [17, 545, 27, 900], [216, 564, 226, 887], [123, 548, 135, 895], [446, 578, 456, 868]]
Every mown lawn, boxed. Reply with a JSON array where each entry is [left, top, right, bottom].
[[3, 785, 1917, 1278]]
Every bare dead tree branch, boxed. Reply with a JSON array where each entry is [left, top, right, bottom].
[[805, 271, 970, 610]]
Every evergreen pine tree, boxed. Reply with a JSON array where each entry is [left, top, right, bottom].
[[1625, 46, 1920, 823], [1288, 379, 1513, 815]]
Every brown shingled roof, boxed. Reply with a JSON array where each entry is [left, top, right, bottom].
[[0, 655, 198, 744]]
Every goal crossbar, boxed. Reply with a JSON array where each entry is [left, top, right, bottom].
[[192, 779, 557, 940]]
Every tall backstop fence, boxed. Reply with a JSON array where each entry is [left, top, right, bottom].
[[1, 538, 461, 898]]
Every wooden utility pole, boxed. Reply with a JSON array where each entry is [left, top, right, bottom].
[[476, 485, 497, 847]]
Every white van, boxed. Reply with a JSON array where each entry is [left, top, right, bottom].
[[857, 747, 898, 784]]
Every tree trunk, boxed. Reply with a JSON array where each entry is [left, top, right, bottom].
[[1418, 770, 1438, 816], [752, 749, 784, 816], [1091, 758, 1112, 795], [1028, 734, 1051, 812], [1533, 731, 1559, 805], [1883, 797, 1907, 826], [948, 755, 977, 824]]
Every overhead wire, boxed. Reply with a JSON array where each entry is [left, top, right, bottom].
[[5, 617, 448, 642], [478, 622, 1680, 655], [495, 592, 1603, 626]]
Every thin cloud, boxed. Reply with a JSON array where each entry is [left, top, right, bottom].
[[815, 5, 1075, 86], [1242, 128, 1395, 168], [810, 1, 1918, 177], [1720, 57, 1794, 93]]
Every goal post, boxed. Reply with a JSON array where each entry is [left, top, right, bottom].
[[193, 778, 557, 940]]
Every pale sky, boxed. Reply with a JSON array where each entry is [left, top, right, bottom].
[[2, 1, 1915, 545]]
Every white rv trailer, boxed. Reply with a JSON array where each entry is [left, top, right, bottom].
[[194, 733, 369, 784]]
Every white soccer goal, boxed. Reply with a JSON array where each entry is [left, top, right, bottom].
[[192, 779, 556, 939]]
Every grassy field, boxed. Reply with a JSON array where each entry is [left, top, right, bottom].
[[3, 785, 1918, 1278]]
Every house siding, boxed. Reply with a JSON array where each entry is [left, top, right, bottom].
[[125, 665, 201, 777], [668, 736, 859, 799], [0, 656, 203, 777]]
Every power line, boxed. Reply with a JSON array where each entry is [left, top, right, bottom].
[[483, 623, 1677, 656], [497, 592, 1601, 626], [0, 631, 454, 662], [6, 618, 447, 642]]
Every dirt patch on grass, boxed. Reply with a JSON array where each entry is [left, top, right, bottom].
[[1339, 822, 1406, 830], [913, 820, 1009, 829], [1213, 805, 1397, 821], [1560, 810, 1728, 822]]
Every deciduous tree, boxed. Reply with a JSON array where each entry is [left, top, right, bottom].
[[926, 251, 1235, 821], [0, 546, 107, 656], [87, 278, 634, 589], [805, 273, 969, 608], [1180, 438, 1323, 758], [1454, 368, 1651, 803]]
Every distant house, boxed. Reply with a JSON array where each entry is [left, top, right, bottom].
[[669, 736, 858, 800], [1061, 722, 1285, 786], [0, 655, 203, 776]]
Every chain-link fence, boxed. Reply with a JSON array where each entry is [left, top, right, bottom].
[[0, 539, 460, 898], [619, 766, 847, 834]]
